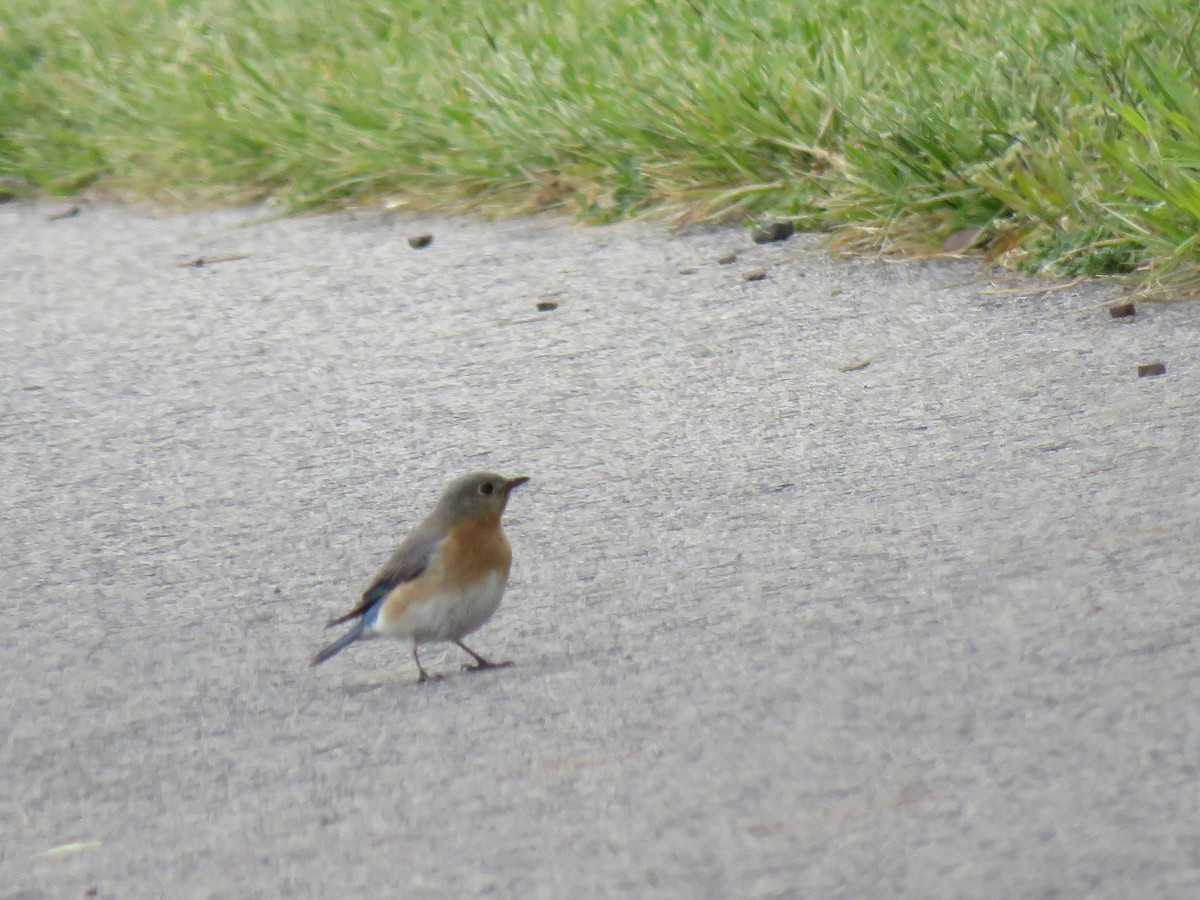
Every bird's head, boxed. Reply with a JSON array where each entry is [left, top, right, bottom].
[[437, 471, 529, 524]]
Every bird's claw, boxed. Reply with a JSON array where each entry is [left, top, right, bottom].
[[461, 660, 515, 673]]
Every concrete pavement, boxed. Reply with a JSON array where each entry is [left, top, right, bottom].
[[2, 201, 1199, 898]]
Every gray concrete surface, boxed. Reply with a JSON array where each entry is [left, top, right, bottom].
[[2, 200, 1199, 899]]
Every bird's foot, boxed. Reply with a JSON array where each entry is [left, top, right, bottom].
[[416, 670, 445, 684], [461, 659, 515, 673]]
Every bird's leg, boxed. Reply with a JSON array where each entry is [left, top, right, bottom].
[[456, 640, 514, 672], [413, 646, 441, 684]]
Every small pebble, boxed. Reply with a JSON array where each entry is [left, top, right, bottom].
[[0, 175, 33, 202], [743, 268, 767, 282], [536, 301, 559, 312], [751, 221, 794, 244], [47, 204, 82, 221], [408, 233, 433, 249], [1137, 362, 1166, 378], [942, 226, 983, 253]]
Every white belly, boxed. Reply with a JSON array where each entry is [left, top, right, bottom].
[[377, 571, 508, 644]]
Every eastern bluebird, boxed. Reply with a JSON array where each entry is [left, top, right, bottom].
[[310, 471, 529, 682]]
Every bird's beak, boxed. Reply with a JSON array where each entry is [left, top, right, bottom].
[[505, 476, 531, 493]]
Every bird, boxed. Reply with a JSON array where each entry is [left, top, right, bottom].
[[311, 471, 529, 682]]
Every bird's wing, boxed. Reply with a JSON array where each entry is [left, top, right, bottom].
[[325, 526, 444, 627]]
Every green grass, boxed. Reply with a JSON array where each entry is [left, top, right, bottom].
[[2, 0, 1198, 295]]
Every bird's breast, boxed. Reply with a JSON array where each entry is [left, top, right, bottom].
[[376, 519, 514, 642], [442, 516, 513, 583], [382, 569, 508, 643]]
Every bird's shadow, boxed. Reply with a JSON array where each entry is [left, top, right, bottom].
[[338, 664, 514, 696]]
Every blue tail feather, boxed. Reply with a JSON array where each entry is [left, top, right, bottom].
[[310, 616, 368, 667]]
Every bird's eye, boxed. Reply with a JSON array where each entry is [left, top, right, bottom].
[[480, 482, 495, 495]]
